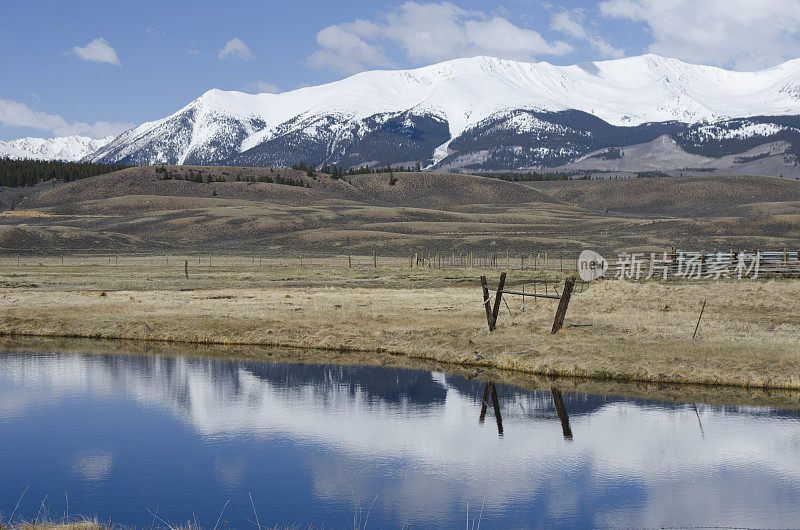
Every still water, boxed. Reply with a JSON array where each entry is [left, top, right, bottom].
[[2, 351, 800, 528]]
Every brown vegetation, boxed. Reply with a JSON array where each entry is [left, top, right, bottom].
[[1, 262, 798, 390], [0, 168, 798, 255]]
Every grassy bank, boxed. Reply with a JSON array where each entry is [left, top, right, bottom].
[[1, 262, 799, 389]]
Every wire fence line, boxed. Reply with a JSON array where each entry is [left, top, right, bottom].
[[1, 249, 798, 278], [0, 251, 580, 272]]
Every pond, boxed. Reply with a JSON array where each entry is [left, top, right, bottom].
[[2, 350, 800, 528]]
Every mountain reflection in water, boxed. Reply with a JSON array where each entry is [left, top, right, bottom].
[[1, 352, 800, 528]]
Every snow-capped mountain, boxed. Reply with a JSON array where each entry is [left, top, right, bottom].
[[0, 135, 114, 162], [79, 54, 800, 172]]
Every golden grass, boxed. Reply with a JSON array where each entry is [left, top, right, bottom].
[[1, 263, 799, 390], [1, 519, 108, 530]]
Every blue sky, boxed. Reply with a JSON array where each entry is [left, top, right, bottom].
[[2, 0, 800, 141]]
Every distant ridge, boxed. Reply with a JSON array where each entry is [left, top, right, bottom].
[[11, 54, 800, 174], [0, 135, 114, 162]]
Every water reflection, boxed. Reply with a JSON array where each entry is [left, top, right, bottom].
[[478, 382, 503, 436], [1, 352, 800, 528]]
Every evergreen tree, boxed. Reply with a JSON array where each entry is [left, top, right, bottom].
[[0, 158, 127, 188]]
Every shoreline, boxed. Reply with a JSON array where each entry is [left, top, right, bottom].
[[3, 335, 800, 410], [1, 264, 799, 391], [2, 325, 800, 392]]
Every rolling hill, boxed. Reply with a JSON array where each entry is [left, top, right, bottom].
[[0, 167, 798, 255]]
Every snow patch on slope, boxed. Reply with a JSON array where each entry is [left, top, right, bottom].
[[694, 122, 790, 140]]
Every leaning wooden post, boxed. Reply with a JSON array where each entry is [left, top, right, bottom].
[[551, 276, 575, 334], [480, 275, 493, 330], [479, 383, 490, 424], [692, 299, 707, 340], [185, 260, 189, 279], [551, 388, 573, 440], [490, 384, 503, 436], [489, 272, 506, 331]]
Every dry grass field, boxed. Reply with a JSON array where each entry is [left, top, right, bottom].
[[1, 167, 799, 255], [1, 168, 799, 391], [1, 262, 799, 390]]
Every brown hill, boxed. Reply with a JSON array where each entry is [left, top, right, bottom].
[[1, 168, 799, 254], [531, 175, 800, 217], [20, 166, 553, 213]]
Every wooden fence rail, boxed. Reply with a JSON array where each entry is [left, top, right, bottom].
[[480, 274, 581, 334]]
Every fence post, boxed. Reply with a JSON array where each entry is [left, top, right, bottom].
[[551, 276, 575, 334], [480, 276, 493, 329], [373, 250, 377, 268], [551, 388, 573, 440], [489, 272, 506, 331], [185, 260, 189, 279]]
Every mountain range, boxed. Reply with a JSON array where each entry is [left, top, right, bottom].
[[0, 135, 114, 162], [6, 54, 800, 175]]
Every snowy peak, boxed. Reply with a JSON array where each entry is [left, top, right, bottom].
[[0, 135, 115, 162], [63, 53, 800, 173]]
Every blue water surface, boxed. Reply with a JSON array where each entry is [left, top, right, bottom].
[[1, 351, 800, 528]]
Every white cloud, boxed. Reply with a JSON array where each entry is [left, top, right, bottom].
[[0, 99, 132, 138], [69, 38, 121, 66], [600, 0, 800, 70], [307, 23, 393, 73], [551, 9, 624, 59], [72, 450, 113, 481], [307, 1, 572, 74], [244, 81, 281, 94], [218, 37, 255, 61]]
